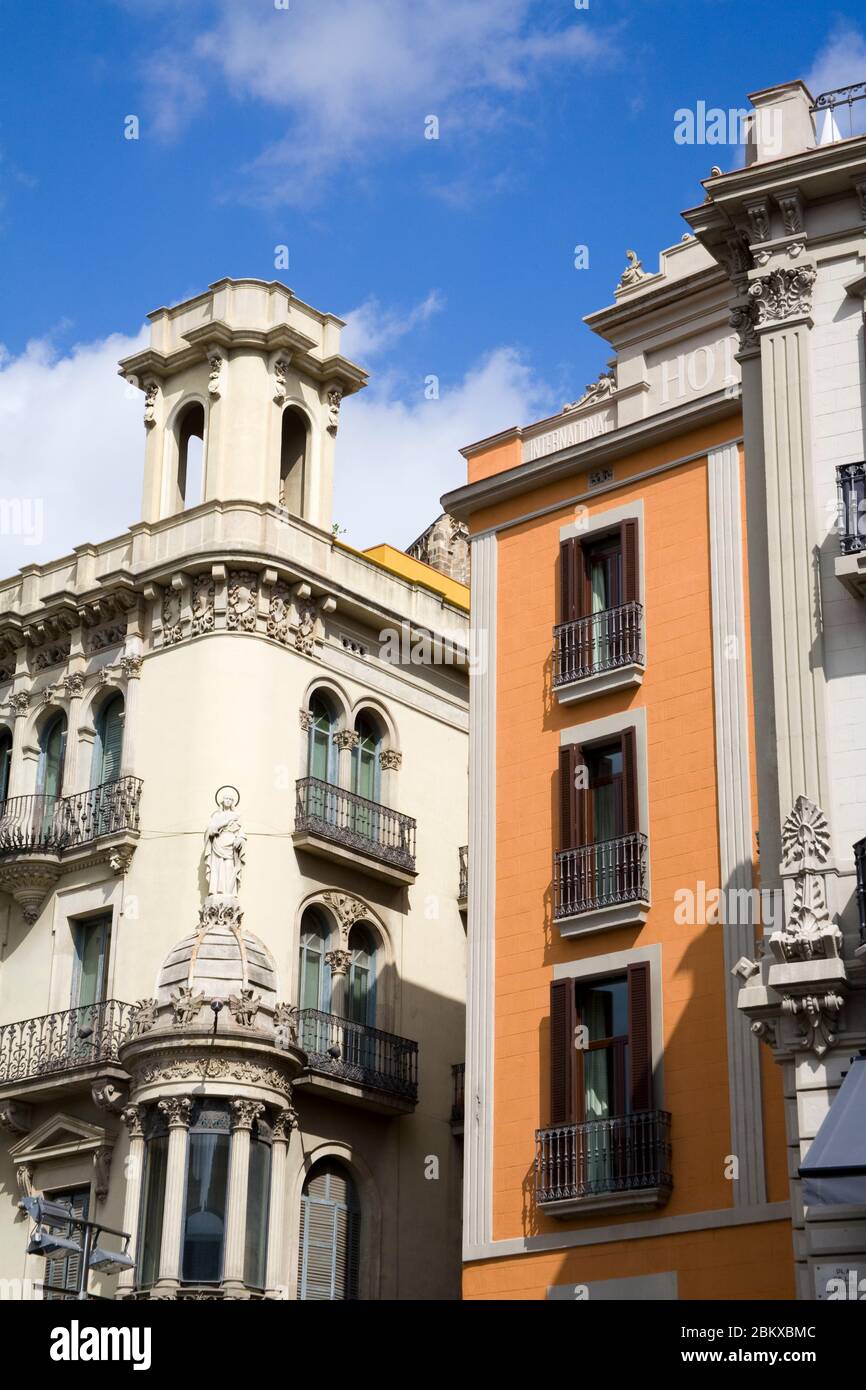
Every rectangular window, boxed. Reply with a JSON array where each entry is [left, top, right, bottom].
[[559, 729, 638, 851], [559, 519, 639, 624], [549, 961, 653, 1125], [43, 1187, 89, 1299]]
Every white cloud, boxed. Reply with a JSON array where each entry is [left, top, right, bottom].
[[144, 0, 612, 202], [807, 22, 866, 99], [341, 291, 444, 361], [0, 329, 146, 576], [333, 346, 555, 550]]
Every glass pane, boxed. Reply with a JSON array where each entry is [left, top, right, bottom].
[[578, 978, 628, 1041], [243, 1136, 271, 1288], [75, 919, 108, 1010], [0, 736, 11, 803], [300, 944, 322, 1011], [138, 1136, 168, 1288], [181, 1131, 230, 1283]]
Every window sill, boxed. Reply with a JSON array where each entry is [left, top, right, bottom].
[[834, 551, 866, 600], [553, 662, 644, 705], [538, 1184, 671, 1220], [556, 898, 650, 939]]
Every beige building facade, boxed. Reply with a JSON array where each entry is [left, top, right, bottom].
[[0, 279, 468, 1300]]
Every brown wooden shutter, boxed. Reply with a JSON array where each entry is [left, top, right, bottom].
[[621, 727, 639, 833], [628, 962, 653, 1112], [559, 538, 577, 623], [621, 518, 639, 604], [549, 977, 577, 1125], [558, 744, 586, 849]]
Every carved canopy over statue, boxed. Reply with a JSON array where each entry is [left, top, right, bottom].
[[204, 787, 245, 899]]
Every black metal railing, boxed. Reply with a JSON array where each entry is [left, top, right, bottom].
[[553, 601, 643, 687], [855, 836, 866, 944], [554, 832, 649, 919], [837, 463, 866, 554], [0, 778, 143, 857], [296, 1008, 418, 1102], [451, 1062, 465, 1126], [0, 999, 137, 1086], [295, 778, 416, 873], [535, 1111, 672, 1205], [458, 845, 468, 903]]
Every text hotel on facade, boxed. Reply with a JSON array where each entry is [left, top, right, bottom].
[[446, 79, 866, 1301]]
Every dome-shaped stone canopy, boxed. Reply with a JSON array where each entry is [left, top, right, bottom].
[[155, 898, 278, 1030]]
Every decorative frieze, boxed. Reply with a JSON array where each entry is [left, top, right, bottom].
[[227, 572, 258, 633], [267, 585, 292, 645], [162, 587, 183, 646], [191, 576, 215, 636], [32, 642, 70, 672], [134, 1053, 294, 1096], [89, 624, 126, 654]]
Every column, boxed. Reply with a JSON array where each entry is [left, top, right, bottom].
[[325, 948, 350, 1018], [265, 1103, 298, 1298], [155, 1095, 193, 1296], [117, 1104, 146, 1295], [119, 655, 143, 777], [222, 1099, 264, 1296], [60, 672, 86, 796], [7, 691, 30, 795]]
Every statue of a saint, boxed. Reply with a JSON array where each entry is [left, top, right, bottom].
[[204, 789, 245, 898]]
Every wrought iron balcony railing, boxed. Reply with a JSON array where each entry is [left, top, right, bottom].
[[0, 778, 143, 857], [296, 1008, 418, 1102], [554, 832, 649, 919], [458, 844, 468, 903], [812, 83, 866, 143], [451, 1062, 465, 1126], [0, 999, 137, 1087], [295, 777, 416, 873], [553, 601, 643, 687], [837, 463, 866, 554], [535, 1111, 672, 1205]]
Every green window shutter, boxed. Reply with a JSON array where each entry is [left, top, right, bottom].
[[0, 732, 11, 802], [40, 716, 67, 799], [98, 697, 124, 784], [44, 1188, 89, 1299], [298, 1164, 360, 1301]]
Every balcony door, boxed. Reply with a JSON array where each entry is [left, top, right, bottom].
[[69, 914, 111, 1064], [586, 535, 622, 670], [297, 909, 331, 1054], [91, 693, 125, 837], [307, 695, 338, 823], [350, 714, 381, 843], [297, 1160, 360, 1301], [0, 728, 11, 805], [37, 712, 67, 842], [345, 925, 377, 1074]]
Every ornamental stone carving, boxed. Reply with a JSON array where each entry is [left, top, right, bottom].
[[89, 623, 126, 654], [748, 265, 816, 324], [273, 358, 290, 404], [776, 189, 804, 238], [119, 654, 143, 680], [143, 380, 159, 428], [227, 571, 258, 632], [120, 1104, 145, 1139], [730, 299, 761, 354], [768, 797, 842, 962], [93, 1145, 113, 1200], [298, 708, 314, 732], [325, 948, 352, 977], [295, 602, 317, 654], [109, 846, 135, 876], [191, 576, 215, 636], [9, 691, 29, 718], [0, 1101, 32, 1136], [379, 748, 402, 771], [162, 588, 183, 646], [616, 249, 645, 290], [272, 1105, 299, 1140], [204, 789, 245, 898], [170, 985, 207, 1026], [332, 729, 360, 751], [228, 987, 261, 1028], [0, 864, 61, 923], [136, 1054, 293, 1096], [158, 1095, 194, 1129], [267, 586, 292, 645], [780, 991, 844, 1058], [230, 1099, 265, 1132], [16, 1164, 35, 1197], [275, 1002, 300, 1047], [33, 642, 70, 672], [563, 369, 616, 414], [744, 198, 771, 243], [718, 230, 754, 283], [92, 1080, 128, 1114], [855, 181, 866, 222], [327, 387, 343, 435], [208, 353, 223, 399], [130, 998, 158, 1035], [62, 672, 85, 698], [322, 891, 368, 935]]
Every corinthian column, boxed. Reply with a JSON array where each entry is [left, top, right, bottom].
[[325, 948, 351, 1018], [155, 1096, 193, 1296], [222, 1099, 264, 1297], [265, 1103, 298, 1298], [117, 1104, 146, 1295]]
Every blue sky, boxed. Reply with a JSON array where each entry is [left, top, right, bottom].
[[1, 0, 865, 569]]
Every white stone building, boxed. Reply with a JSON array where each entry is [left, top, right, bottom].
[[686, 80, 866, 1299], [0, 279, 469, 1300]]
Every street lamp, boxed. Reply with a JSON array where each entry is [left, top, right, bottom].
[[19, 1196, 134, 1298]]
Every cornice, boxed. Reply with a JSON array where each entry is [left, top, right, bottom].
[[444, 390, 741, 519]]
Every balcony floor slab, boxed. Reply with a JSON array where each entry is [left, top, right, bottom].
[[292, 831, 416, 885], [556, 899, 650, 938]]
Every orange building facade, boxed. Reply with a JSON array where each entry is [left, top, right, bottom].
[[444, 235, 795, 1301]]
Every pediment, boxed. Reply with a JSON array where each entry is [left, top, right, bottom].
[[10, 1111, 112, 1165]]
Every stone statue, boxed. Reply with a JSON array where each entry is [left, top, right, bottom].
[[204, 789, 245, 898]]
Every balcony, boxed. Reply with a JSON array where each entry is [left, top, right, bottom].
[[293, 778, 417, 885], [552, 601, 644, 703], [458, 845, 468, 911], [535, 1111, 672, 1217], [293, 1008, 418, 1114], [451, 1062, 465, 1134], [854, 836, 866, 945], [0, 779, 143, 921], [554, 832, 649, 937], [835, 463, 866, 597], [0, 999, 136, 1111]]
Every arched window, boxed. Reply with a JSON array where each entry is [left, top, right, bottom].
[[351, 713, 381, 804], [347, 924, 376, 1028], [298, 908, 332, 1014], [0, 728, 12, 804], [279, 407, 308, 515], [38, 713, 67, 801], [176, 402, 205, 512], [297, 1160, 360, 1301], [307, 694, 338, 784], [92, 693, 124, 786]]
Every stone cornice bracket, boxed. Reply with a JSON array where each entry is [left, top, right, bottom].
[[0, 1101, 32, 1136], [92, 1079, 129, 1114], [748, 264, 816, 327], [853, 178, 866, 221], [780, 991, 844, 1057], [230, 1099, 265, 1132], [775, 186, 805, 241], [743, 196, 771, 245], [0, 864, 61, 924], [157, 1096, 194, 1129], [730, 298, 762, 355]]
